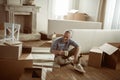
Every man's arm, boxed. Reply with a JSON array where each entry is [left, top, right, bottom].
[[50, 39, 65, 56], [51, 50, 65, 56]]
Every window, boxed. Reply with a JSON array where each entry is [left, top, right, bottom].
[[104, 0, 120, 29], [48, 0, 75, 19], [54, 0, 69, 16]]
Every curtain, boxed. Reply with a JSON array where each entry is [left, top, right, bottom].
[[104, 0, 120, 29], [111, 0, 120, 29]]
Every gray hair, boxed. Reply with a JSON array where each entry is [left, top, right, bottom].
[[64, 30, 73, 37]]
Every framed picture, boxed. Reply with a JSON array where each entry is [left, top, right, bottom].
[[7, 0, 23, 6]]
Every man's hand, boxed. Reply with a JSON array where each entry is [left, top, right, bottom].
[[51, 50, 65, 56], [58, 50, 65, 56], [51, 50, 69, 56], [64, 51, 68, 56]]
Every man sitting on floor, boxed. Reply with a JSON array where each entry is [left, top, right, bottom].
[[50, 30, 85, 73]]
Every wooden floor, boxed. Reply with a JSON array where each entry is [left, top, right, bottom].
[[46, 64, 120, 80], [23, 40, 120, 80]]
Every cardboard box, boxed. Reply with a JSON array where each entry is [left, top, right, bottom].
[[67, 13, 74, 20], [88, 47, 103, 68], [0, 59, 33, 80], [0, 23, 4, 30], [100, 43, 120, 70], [22, 46, 32, 53], [64, 12, 88, 21], [74, 13, 87, 21], [19, 68, 42, 80], [103, 53, 120, 70], [0, 42, 22, 59], [20, 67, 47, 80], [0, 46, 54, 80], [88, 43, 120, 69]]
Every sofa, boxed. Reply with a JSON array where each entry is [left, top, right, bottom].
[[48, 19, 102, 35], [71, 29, 120, 53]]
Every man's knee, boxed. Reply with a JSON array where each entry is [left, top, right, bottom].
[[69, 47, 78, 55], [55, 56, 66, 65]]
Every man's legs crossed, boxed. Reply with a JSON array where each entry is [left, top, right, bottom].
[[68, 48, 86, 73], [54, 48, 76, 66], [63, 47, 86, 73], [54, 48, 80, 65], [63, 47, 80, 63], [54, 48, 85, 73]]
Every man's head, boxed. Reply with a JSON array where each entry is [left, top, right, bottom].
[[63, 30, 72, 42]]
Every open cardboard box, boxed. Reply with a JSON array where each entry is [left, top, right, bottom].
[[99, 43, 120, 70], [0, 59, 33, 80], [0, 44, 54, 80], [0, 41, 22, 59], [0, 41, 33, 80], [88, 43, 120, 69]]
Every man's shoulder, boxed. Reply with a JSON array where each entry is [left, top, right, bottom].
[[69, 39, 74, 42], [69, 39, 79, 45], [53, 37, 62, 43], [55, 37, 62, 41]]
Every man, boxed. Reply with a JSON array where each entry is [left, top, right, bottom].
[[50, 30, 85, 73]]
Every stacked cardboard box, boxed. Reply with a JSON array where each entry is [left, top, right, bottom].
[[0, 42, 33, 80], [0, 42, 55, 80], [101, 43, 120, 69], [0, 41, 22, 59], [0, 60, 33, 80], [88, 43, 120, 70]]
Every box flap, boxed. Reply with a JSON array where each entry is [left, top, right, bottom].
[[4, 41, 22, 46], [90, 47, 103, 53], [99, 43, 118, 55]]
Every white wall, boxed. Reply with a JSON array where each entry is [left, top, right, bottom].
[[0, 0, 48, 33], [48, 19, 102, 35], [34, 0, 103, 34], [35, 0, 48, 33], [79, 0, 101, 21], [71, 29, 120, 53]]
